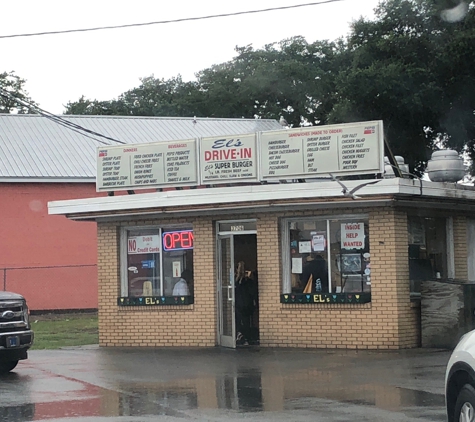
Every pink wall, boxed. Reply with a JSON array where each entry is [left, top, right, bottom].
[[0, 183, 101, 311]]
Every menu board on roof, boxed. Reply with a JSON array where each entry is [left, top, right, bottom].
[[259, 121, 383, 180], [95, 120, 385, 192], [96, 139, 198, 192], [199, 133, 258, 184]]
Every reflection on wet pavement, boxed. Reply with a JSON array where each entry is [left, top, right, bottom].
[[0, 347, 450, 421]]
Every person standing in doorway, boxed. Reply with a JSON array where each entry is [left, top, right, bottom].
[[235, 261, 256, 346]]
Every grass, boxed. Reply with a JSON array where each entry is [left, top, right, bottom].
[[30, 312, 99, 350]]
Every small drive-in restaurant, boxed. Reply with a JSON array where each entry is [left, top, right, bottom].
[[49, 120, 475, 349]]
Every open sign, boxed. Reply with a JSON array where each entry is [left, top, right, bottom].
[[162, 230, 194, 251]]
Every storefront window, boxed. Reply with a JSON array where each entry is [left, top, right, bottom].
[[283, 216, 370, 295], [408, 216, 451, 295], [122, 227, 194, 299]]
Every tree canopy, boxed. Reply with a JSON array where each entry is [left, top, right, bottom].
[[0, 71, 37, 114], [63, 0, 475, 174]]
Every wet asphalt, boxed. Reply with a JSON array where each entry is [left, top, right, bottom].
[[0, 346, 450, 422]]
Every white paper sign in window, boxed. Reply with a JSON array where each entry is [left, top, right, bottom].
[[312, 234, 326, 252], [292, 258, 303, 274], [341, 222, 365, 250], [173, 261, 182, 277], [298, 241, 312, 253], [127, 235, 161, 254]]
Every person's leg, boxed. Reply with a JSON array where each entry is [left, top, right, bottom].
[[235, 309, 244, 344], [240, 311, 252, 344]]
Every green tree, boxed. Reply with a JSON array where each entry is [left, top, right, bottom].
[[115, 75, 203, 116], [64, 76, 203, 117], [330, 0, 475, 172], [65, 36, 343, 127], [0, 71, 37, 114], [63, 95, 124, 115], [193, 36, 344, 126], [64, 0, 475, 175]]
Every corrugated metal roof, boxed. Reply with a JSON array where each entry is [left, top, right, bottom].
[[0, 115, 282, 181]]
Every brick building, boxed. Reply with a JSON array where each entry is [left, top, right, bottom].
[[50, 179, 475, 349], [49, 177, 475, 350], [0, 114, 280, 311]]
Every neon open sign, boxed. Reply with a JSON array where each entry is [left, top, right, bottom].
[[162, 230, 194, 251]]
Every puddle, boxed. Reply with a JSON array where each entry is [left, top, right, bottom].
[[1, 348, 448, 421]]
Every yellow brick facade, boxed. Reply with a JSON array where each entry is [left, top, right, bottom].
[[96, 206, 469, 350]]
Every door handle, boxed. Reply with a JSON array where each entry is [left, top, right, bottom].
[[227, 285, 233, 301]]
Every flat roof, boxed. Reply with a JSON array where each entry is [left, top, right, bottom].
[[48, 178, 475, 221]]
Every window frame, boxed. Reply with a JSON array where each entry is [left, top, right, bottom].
[[407, 214, 455, 298], [281, 213, 370, 295], [120, 224, 193, 298]]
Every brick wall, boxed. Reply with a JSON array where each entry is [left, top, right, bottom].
[[97, 217, 217, 347], [97, 207, 420, 349], [256, 208, 418, 350]]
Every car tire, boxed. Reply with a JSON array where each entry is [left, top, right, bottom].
[[455, 384, 475, 422], [0, 360, 18, 374]]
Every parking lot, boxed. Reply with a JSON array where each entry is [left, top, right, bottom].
[[0, 346, 450, 421]]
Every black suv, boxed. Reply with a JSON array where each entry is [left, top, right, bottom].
[[0, 291, 34, 374]]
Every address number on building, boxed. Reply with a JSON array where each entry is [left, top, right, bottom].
[[230, 225, 244, 231]]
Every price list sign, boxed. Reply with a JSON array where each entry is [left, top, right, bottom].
[[131, 145, 164, 187], [199, 134, 258, 184], [304, 131, 339, 174], [337, 122, 382, 173], [97, 146, 135, 190], [96, 140, 198, 192], [162, 140, 198, 185], [260, 121, 383, 180], [260, 129, 304, 178]]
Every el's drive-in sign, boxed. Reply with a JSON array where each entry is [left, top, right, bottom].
[[96, 120, 384, 192]]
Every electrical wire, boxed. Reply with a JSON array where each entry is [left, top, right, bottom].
[[0, 0, 343, 39], [0, 87, 125, 145]]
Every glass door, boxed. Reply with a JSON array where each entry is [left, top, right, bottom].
[[218, 235, 235, 348]]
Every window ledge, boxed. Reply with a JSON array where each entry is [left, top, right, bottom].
[[281, 293, 371, 304], [118, 296, 194, 306]]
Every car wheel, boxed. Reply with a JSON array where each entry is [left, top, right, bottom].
[[455, 384, 475, 422], [0, 360, 18, 374]]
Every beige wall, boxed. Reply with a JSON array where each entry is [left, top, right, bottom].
[[256, 208, 418, 349], [96, 206, 469, 350], [98, 217, 217, 347]]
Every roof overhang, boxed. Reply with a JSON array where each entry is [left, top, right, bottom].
[[0, 177, 95, 183], [48, 178, 475, 221]]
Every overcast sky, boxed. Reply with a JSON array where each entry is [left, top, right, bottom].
[[2, 0, 381, 114]]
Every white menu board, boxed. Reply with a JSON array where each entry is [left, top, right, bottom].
[[199, 134, 258, 184], [96, 139, 198, 192], [96, 120, 384, 192], [260, 121, 383, 180]]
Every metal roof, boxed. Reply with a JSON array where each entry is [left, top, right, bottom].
[[0, 114, 282, 181]]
